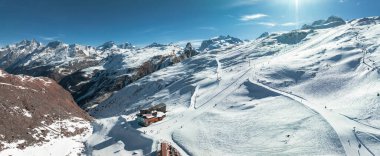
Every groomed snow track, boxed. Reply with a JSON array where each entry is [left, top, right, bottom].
[[248, 78, 380, 156]]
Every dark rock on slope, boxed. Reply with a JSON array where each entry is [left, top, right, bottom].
[[0, 69, 91, 150]]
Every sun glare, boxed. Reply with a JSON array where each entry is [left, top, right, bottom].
[[295, 0, 300, 28]]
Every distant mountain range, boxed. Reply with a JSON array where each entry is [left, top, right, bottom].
[[2, 15, 380, 155]]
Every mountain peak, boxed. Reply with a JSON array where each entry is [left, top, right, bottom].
[[14, 39, 40, 48], [118, 42, 134, 49], [97, 41, 117, 50], [46, 41, 64, 48], [198, 35, 243, 51], [302, 16, 346, 30], [146, 42, 166, 48], [257, 32, 270, 39]]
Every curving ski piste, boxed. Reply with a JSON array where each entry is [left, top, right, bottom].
[[249, 78, 380, 156]]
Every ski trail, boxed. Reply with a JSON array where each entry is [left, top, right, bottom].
[[195, 67, 252, 109], [216, 57, 222, 80], [146, 67, 254, 156], [248, 78, 380, 156], [190, 85, 199, 110], [354, 132, 376, 156]]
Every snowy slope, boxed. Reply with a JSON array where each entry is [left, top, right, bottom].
[[0, 41, 199, 109], [85, 16, 380, 156]]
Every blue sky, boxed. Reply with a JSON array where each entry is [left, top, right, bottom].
[[0, 0, 379, 47]]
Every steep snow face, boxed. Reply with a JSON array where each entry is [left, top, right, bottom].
[[198, 35, 243, 52], [87, 16, 380, 155]]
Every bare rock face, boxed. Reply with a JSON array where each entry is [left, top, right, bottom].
[[0, 69, 91, 150]]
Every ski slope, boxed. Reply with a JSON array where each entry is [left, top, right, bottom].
[[85, 17, 380, 156], [250, 78, 380, 156]]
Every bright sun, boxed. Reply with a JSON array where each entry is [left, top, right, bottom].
[[294, 0, 300, 27], [295, 0, 299, 12]]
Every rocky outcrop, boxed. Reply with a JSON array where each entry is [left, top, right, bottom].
[[184, 42, 198, 58], [352, 16, 380, 26], [0, 69, 91, 150], [274, 30, 312, 45]]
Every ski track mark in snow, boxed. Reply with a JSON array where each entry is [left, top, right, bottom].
[[190, 85, 199, 110], [249, 78, 380, 156]]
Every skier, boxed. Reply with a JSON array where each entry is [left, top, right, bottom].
[[348, 139, 351, 146]]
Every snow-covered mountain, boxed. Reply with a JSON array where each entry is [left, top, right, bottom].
[[1, 15, 380, 156], [198, 35, 243, 52], [302, 16, 346, 30], [0, 41, 199, 109], [86, 16, 380, 155], [0, 69, 91, 155], [0, 40, 42, 69]]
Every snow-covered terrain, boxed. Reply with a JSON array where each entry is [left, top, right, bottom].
[[85, 16, 380, 155], [0, 40, 199, 109], [1, 15, 380, 156], [0, 70, 92, 156], [0, 118, 92, 156]]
